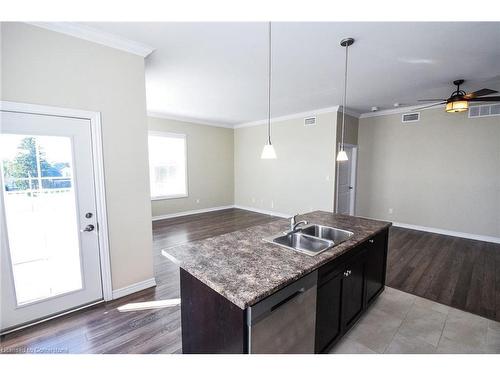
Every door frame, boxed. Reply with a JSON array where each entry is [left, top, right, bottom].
[[334, 143, 358, 215], [0, 100, 113, 302]]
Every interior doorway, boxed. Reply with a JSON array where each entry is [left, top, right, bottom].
[[335, 143, 357, 215]]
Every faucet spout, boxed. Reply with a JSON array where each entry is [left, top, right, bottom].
[[289, 214, 308, 233], [293, 220, 308, 232]]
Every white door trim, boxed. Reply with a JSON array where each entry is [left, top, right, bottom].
[[0, 100, 113, 301], [335, 143, 358, 215]]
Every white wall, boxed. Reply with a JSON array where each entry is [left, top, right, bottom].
[[1, 23, 154, 290], [234, 112, 337, 215], [148, 116, 234, 218], [357, 107, 500, 238]]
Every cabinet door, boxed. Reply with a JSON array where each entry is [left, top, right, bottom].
[[341, 253, 365, 331], [315, 270, 343, 353], [365, 230, 388, 305]]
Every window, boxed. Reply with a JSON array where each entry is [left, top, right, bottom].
[[148, 132, 187, 199]]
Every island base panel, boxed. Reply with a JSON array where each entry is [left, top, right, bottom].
[[180, 268, 247, 354]]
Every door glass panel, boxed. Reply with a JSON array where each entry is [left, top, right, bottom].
[[1, 134, 83, 305]]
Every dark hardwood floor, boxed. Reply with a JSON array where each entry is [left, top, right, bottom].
[[0, 208, 278, 354], [387, 226, 500, 321], [1, 209, 498, 354]]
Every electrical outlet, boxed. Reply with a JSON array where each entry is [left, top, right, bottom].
[[325, 175, 330, 181], [388, 208, 393, 214], [251, 197, 256, 203], [271, 200, 274, 209], [196, 199, 200, 204]]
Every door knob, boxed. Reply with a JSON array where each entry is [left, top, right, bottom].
[[81, 224, 95, 232], [348, 186, 353, 190]]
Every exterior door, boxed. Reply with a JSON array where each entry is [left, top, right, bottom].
[[1, 110, 103, 332], [336, 145, 356, 215]]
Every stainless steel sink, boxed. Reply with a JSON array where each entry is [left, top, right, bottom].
[[299, 224, 354, 245], [263, 223, 354, 256], [264, 232, 334, 256]]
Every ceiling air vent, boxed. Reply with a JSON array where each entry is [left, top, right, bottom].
[[304, 116, 316, 126], [469, 104, 500, 118], [402, 112, 420, 123]]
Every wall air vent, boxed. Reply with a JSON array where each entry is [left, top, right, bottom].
[[469, 104, 500, 118], [304, 116, 316, 126], [402, 112, 420, 123]]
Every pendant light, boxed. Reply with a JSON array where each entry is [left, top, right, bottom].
[[337, 37, 354, 162], [261, 22, 277, 159]]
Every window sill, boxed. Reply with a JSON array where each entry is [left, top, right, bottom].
[[151, 194, 188, 201]]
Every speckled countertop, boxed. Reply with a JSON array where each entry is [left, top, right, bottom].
[[162, 211, 391, 309]]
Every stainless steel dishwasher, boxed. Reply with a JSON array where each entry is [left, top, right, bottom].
[[247, 271, 317, 354]]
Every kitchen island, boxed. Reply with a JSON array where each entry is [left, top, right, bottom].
[[162, 211, 391, 354]]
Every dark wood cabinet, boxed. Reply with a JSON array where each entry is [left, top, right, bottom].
[[341, 252, 366, 331], [315, 228, 389, 353], [315, 266, 343, 352], [364, 230, 388, 305]]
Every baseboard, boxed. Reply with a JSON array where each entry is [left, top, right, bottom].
[[232, 205, 291, 218], [392, 222, 500, 244], [112, 278, 157, 300], [152, 205, 234, 221]]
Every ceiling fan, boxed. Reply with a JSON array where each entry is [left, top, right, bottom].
[[417, 79, 500, 113]]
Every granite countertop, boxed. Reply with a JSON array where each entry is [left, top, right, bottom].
[[162, 211, 391, 309]]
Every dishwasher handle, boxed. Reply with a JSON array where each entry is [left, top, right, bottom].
[[247, 270, 317, 326], [270, 288, 305, 312]]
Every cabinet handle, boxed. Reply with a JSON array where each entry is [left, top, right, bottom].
[[369, 239, 374, 243]]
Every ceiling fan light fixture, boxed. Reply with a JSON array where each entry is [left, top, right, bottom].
[[446, 100, 468, 113]]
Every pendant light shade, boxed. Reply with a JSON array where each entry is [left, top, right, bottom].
[[261, 143, 277, 159], [337, 37, 354, 162], [336, 150, 348, 161], [261, 22, 277, 160]]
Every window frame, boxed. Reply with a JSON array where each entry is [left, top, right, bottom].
[[147, 130, 188, 201]]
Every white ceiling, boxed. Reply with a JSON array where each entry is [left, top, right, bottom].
[[80, 22, 500, 126]]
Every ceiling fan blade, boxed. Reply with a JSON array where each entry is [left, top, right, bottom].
[[464, 88, 498, 99], [418, 99, 447, 102], [413, 102, 447, 111], [467, 96, 500, 102]]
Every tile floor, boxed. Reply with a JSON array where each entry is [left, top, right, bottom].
[[330, 287, 500, 354]]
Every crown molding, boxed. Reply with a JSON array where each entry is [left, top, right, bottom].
[[235, 106, 339, 128], [147, 111, 234, 129], [359, 103, 446, 119], [234, 106, 361, 129], [27, 22, 155, 57]]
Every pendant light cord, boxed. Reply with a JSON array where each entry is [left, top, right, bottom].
[[267, 21, 272, 145], [341, 43, 349, 152]]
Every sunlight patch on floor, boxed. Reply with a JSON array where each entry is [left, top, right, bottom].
[[117, 298, 181, 312]]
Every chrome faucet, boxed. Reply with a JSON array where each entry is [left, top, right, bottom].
[[289, 214, 308, 233]]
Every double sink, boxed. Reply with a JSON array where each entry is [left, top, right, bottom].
[[264, 224, 354, 257]]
